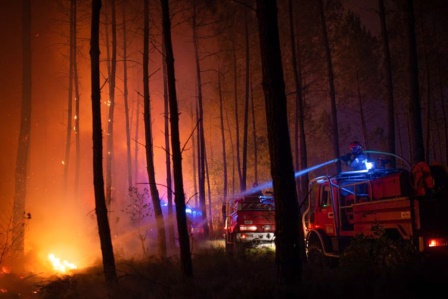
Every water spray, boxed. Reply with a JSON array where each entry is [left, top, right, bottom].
[[236, 158, 339, 198]]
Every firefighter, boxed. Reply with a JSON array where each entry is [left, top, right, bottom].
[[340, 141, 368, 170], [411, 161, 435, 197]]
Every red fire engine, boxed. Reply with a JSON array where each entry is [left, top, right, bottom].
[[224, 194, 275, 254], [302, 155, 448, 263]]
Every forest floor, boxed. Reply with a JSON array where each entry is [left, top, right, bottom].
[[0, 239, 447, 299]]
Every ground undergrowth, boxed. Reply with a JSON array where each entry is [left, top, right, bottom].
[[1, 238, 447, 299]]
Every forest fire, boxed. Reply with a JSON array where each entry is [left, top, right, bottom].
[[48, 253, 77, 274]]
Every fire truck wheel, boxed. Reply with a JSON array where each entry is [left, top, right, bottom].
[[307, 238, 328, 267], [225, 233, 234, 255], [234, 242, 245, 255]]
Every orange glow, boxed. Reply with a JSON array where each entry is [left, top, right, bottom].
[[427, 238, 448, 248], [1, 266, 10, 274], [48, 253, 77, 273], [428, 239, 437, 247]]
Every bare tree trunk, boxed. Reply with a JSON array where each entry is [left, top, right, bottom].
[[143, 0, 166, 259], [379, 0, 396, 167], [233, 42, 242, 192], [407, 0, 424, 163], [226, 111, 236, 196], [105, 0, 117, 207], [160, 0, 193, 278], [162, 42, 175, 249], [90, 0, 118, 289], [437, 61, 448, 163], [204, 145, 213, 235], [191, 105, 198, 207], [133, 96, 140, 181], [122, 0, 133, 189], [356, 72, 369, 149], [73, 0, 81, 200], [319, 0, 341, 171], [218, 68, 228, 221], [288, 0, 308, 202], [424, 52, 431, 163], [396, 112, 403, 157], [241, 8, 250, 191], [250, 79, 258, 184], [12, 0, 32, 259], [256, 0, 305, 286], [64, 0, 75, 193], [192, 0, 209, 238]]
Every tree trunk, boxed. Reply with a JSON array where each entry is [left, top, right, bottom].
[[218, 68, 228, 221], [288, 0, 308, 204], [319, 0, 341, 171], [233, 42, 243, 192], [356, 72, 369, 150], [204, 144, 213, 235], [250, 79, 258, 184], [191, 105, 198, 207], [64, 0, 75, 193], [105, 0, 117, 207], [255, 0, 305, 286], [89, 0, 118, 289], [122, 0, 133, 189], [143, 0, 166, 259], [133, 95, 140, 182], [160, 0, 193, 278], [12, 0, 32, 259], [192, 0, 209, 238], [242, 8, 250, 192], [379, 0, 396, 167], [162, 41, 175, 249], [73, 0, 81, 200], [407, 0, 424, 163]]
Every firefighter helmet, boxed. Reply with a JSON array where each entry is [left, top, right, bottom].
[[349, 141, 362, 153]]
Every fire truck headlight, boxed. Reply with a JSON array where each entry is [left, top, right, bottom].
[[240, 225, 257, 231], [263, 225, 271, 231]]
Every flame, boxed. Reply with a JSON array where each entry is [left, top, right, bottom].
[[48, 253, 77, 273]]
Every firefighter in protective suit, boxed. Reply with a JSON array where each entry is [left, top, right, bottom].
[[340, 141, 368, 170]]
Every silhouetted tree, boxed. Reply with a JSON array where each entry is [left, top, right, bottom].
[[12, 0, 32, 259], [379, 0, 396, 167], [160, 0, 193, 278], [64, 0, 75, 193], [218, 67, 228, 221], [255, 0, 305, 286], [319, 0, 341, 171], [122, 0, 133, 189], [142, 0, 166, 258], [105, 0, 117, 207], [288, 0, 308, 202], [162, 42, 175, 249], [407, 0, 424, 163], [192, 0, 209, 238], [89, 0, 118, 289]]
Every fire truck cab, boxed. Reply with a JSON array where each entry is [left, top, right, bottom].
[[224, 194, 275, 254], [302, 163, 448, 263]]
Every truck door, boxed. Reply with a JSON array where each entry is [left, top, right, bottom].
[[315, 184, 336, 236]]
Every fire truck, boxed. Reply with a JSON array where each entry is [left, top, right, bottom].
[[302, 153, 448, 264], [224, 193, 275, 254]]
